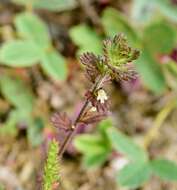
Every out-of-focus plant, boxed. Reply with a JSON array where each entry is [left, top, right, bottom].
[[74, 119, 112, 168], [43, 139, 60, 190], [0, 12, 67, 81], [0, 74, 44, 146], [74, 119, 177, 188], [11, 0, 78, 12], [69, 24, 103, 55]]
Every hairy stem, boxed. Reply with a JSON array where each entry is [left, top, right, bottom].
[[58, 75, 105, 156]]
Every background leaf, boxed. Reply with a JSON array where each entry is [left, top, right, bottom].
[[151, 159, 177, 181], [83, 152, 109, 168], [131, 0, 156, 23], [107, 128, 148, 162], [34, 0, 77, 11], [0, 40, 40, 66], [12, 0, 77, 12], [15, 12, 50, 48], [69, 24, 102, 55], [143, 21, 176, 54], [135, 50, 166, 93], [41, 50, 67, 81], [102, 7, 140, 47], [155, 0, 177, 22], [74, 134, 108, 155], [117, 161, 151, 188], [0, 75, 34, 111]]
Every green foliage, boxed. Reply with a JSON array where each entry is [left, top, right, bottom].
[[0, 12, 67, 80], [12, 0, 77, 12], [69, 24, 102, 55], [107, 127, 148, 162], [102, 7, 140, 47], [15, 12, 50, 48], [135, 50, 166, 93], [117, 161, 151, 188], [74, 119, 112, 168], [0, 40, 40, 67], [0, 75, 34, 111], [155, 0, 177, 22], [27, 118, 44, 147], [151, 159, 177, 181], [43, 139, 60, 190], [75, 119, 177, 188], [41, 50, 67, 81], [143, 21, 176, 54]]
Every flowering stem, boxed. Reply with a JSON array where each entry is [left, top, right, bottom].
[[58, 75, 104, 156]]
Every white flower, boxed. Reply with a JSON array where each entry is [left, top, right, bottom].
[[97, 89, 108, 104], [89, 106, 97, 112]]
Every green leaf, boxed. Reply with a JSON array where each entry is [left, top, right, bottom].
[[0, 75, 34, 111], [151, 159, 177, 181], [69, 24, 102, 55], [135, 50, 166, 93], [143, 21, 176, 54], [34, 0, 77, 11], [74, 134, 108, 155], [27, 118, 44, 147], [117, 161, 151, 188], [107, 128, 148, 162], [41, 50, 67, 80], [0, 40, 40, 67], [83, 152, 109, 168], [15, 12, 50, 48], [101, 7, 140, 47]]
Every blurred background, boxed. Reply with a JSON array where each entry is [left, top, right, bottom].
[[0, 0, 177, 189]]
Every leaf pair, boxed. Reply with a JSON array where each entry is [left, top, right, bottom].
[[0, 12, 67, 80]]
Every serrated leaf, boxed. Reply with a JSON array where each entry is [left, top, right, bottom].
[[15, 12, 50, 48], [0, 40, 40, 66], [102, 7, 140, 47], [69, 24, 102, 55], [107, 128, 148, 162], [143, 21, 176, 54], [74, 134, 108, 155], [151, 159, 177, 181], [135, 50, 166, 93], [41, 50, 67, 80], [0, 75, 34, 111], [117, 161, 151, 188]]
